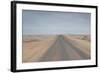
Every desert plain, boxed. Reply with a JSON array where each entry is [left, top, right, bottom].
[[22, 35, 91, 63]]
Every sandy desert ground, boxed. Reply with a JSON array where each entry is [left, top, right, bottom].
[[22, 35, 91, 63]]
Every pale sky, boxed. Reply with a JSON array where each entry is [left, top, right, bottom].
[[22, 10, 91, 35]]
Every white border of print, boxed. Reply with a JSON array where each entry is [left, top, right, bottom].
[[16, 4, 96, 70]]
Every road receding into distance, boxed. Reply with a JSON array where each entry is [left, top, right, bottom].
[[38, 35, 90, 62]]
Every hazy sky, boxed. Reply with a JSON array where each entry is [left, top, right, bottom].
[[22, 10, 91, 35]]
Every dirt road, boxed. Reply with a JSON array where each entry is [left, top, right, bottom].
[[37, 35, 90, 62]]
